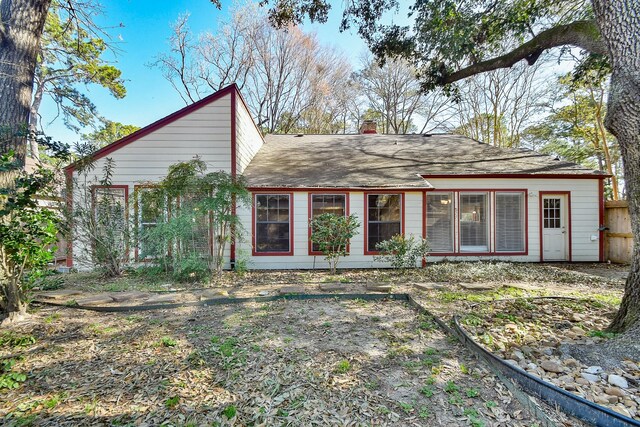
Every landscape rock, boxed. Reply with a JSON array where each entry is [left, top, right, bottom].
[[258, 291, 269, 296], [319, 283, 346, 292], [76, 295, 115, 306], [36, 289, 83, 300], [145, 293, 181, 304], [605, 387, 626, 398], [278, 286, 305, 295], [540, 361, 564, 373], [608, 374, 629, 389], [413, 282, 448, 291], [581, 373, 601, 383], [585, 366, 604, 375], [109, 291, 148, 303], [366, 284, 392, 292]]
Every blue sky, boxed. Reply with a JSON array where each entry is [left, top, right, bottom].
[[41, 0, 396, 144]]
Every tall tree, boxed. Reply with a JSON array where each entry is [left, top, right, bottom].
[[261, 0, 640, 343], [0, 0, 52, 165], [82, 120, 140, 149], [356, 55, 452, 134], [32, 2, 126, 142], [155, 4, 353, 134]]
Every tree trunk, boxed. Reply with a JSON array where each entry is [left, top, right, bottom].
[[592, 0, 640, 332], [0, 0, 51, 157]]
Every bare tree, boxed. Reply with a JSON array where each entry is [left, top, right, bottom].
[[356, 55, 453, 134], [153, 4, 353, 134], [453, 58, 551, 147]]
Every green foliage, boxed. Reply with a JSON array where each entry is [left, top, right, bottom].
[[0, 333, 36, 348], [335, 359, 352, 373], [0, 359, 27, 390], [71, 158, 130, 278], [1, 130, 70, 317], [36, 4, 127, 132], [165, 396, 180, 409], [222, 405, 237, 419], [310, 213, 360, 274], [82, 121, 140, 149], [374, 234, 430, 269], [139, 158, 250, 280]]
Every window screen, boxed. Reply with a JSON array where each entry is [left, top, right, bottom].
[[460, 193, 488, 252], [138, 188, 165, 259], [310, 194, 346, 252], [426, 193, 454, 252], [367, 194, 401, 252], [93, 187, 127, 241], [496, 192, 525, 252], [256, 195, 291, 253], [179, 192, 211, 257]]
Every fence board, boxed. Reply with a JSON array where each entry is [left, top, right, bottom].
[[604, 200, 633, 264]]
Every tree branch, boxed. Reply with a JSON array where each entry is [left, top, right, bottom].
[[440, 20, 607, 85]]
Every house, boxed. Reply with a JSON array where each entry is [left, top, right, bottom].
[[64, 84, 608, 270]]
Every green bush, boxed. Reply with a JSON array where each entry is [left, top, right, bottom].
[[171, 254, 209, 283], [374, 235, 430, 269], [310, 213, 360, 274]]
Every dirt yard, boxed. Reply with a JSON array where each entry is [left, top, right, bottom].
[[3, 298, 557, 426], [3, 261, 629, 426]]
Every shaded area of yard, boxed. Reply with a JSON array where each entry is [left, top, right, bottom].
[[3, 299, 548, 426]]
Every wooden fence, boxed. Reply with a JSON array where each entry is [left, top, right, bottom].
[[604, 200, 633, 264]]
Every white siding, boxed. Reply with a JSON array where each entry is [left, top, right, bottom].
[[72, 94, 234, 268], [236, 191, 424, 270], [235, 97, 263, 174], [425, 178, 600, 262], [237, 178, 601, 269]]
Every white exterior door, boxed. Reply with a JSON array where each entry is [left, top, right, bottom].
[[542, 195, 568, 261]]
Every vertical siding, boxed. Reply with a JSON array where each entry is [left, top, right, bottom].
[[235, 97, 263, 174], [72, 94, 234, 268]]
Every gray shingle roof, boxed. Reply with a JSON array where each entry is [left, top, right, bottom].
[[242, 134, 604, 188]]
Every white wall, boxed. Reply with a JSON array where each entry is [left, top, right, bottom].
[[71, 94, 234, 268], [235, 97, 263, 174], [237, 178, 601, 270]]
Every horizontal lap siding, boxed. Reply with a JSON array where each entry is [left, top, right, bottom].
[[425, 178, 600, 262], [72, 94, 233, 268], [235, 98, 263, 174], [237, 191, 424, 269]]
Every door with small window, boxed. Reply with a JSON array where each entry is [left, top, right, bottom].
[[541, 195, 569, 261]]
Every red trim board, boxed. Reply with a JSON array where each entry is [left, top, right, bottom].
[[251, 192, 295, 256], [363, 191, 406, 255], [65, 168, 73, 267], [422, 173, 608, 180], [307, 192, 351, 256], [598, 178, 605, 262], [539, 191, 572, 262]]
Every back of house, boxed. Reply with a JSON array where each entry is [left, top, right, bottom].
[[65, 84, 608, 271]]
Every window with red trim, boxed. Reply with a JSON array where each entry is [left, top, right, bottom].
[[92, 186, 128, 250], [367, 194, 401, 252], [310, 194, 346, 253], [255, 194, 291, 253]]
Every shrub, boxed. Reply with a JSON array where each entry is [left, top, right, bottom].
[[310, 213, 360, 274], [374, 234, 430, 269]]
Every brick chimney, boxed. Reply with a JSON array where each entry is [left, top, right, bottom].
[[359, 120, 377, 134]]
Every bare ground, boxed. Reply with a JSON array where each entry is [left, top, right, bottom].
[[3, 298, 570, 426]]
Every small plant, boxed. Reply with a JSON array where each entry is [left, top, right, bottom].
[[444, 380, 460, 393], [159, 336, 177, 347], [485, 400, 497, 408], [459, 363, 470, 374], [466, 388, 480, 398], [0, 333, 36, 348], [0, 359, 27, 389], [310, 213, 360, 274], [336, 359, 352, 373], [423, 347, 438, 356], [419, 385, 435, 397], [587, 330, 618, 339], [222, 405, 237, 419], [378, 405, 391, 415], [44, 313, 61, 324], [418, 406, 431, 419], [374, 234, 430, 269], [398, 401, 414, 413], [165, 396, 180, 409]]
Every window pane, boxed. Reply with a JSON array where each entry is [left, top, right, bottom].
[[496, 193, 524, 252], [426, 193, 454, 252], [367, 194, 401, 252], [460, 193, 488, 252], [311, 194, 346, 252], [255, 195, 290, 253]]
